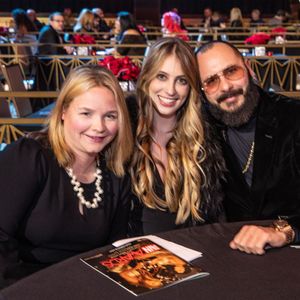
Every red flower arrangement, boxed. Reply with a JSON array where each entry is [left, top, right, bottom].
[[244, 32, 271, 45], [270, 27, 287, 38], [162, 11, 190, 41], [137, 24, 146, 33], [72, 34, 96, 44], [98, 56, 140, 81]]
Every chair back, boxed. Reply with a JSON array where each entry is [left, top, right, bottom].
[[0, 64, 32, 117], [11, 40, 35, 77], [0, 80, 11, 117]]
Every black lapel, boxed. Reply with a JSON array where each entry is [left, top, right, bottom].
[[250, 90, 278, 212]]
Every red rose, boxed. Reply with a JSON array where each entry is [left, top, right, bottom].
[[245, 33, 270, 45], [72, 34, 95, 44], [98, 56, 141, 81]]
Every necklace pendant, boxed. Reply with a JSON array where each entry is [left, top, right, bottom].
[[66, 162, 103, 211]]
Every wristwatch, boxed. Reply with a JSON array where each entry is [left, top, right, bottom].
[[272, 219, 295, 245]]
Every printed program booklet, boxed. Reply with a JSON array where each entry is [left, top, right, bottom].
[[81, 238, 208, 296]]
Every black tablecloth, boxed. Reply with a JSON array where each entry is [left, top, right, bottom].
[[1, 220, 300, 300]]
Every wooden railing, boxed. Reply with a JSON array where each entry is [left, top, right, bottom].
[[1, 44, 300, 144], [0, 91, 58, 144]]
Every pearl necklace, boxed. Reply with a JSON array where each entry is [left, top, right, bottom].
[[242, 141, 255, 174], [65, 161, 103, 210]]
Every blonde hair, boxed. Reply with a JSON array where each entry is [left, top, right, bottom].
[[230, 7, 243, 23], [131, 37, 206, 224], [74, 8, 95, 32], [48, 64, 133, 176]]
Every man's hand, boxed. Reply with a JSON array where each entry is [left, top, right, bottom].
[[64, 46, 74, 54], [229, 225, 287, 255]]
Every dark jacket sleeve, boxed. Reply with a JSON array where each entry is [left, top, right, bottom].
[[38, 26, 67, 55], [0, 138, 47, 288], [287, 127, 300, 243]]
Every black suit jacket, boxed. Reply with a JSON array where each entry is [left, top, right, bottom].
[[220, 88, 300, 230], [38, 25, 67, 55]]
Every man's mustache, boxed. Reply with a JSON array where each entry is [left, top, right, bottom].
[[217, 88, 244, 103]]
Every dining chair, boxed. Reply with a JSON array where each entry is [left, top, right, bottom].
[[0, 80, 11, 117], [10, 40, 36, 77], [0, 64, 33, 117]]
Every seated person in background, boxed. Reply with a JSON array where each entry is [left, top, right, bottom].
[[161, 11, 189, 41], [210, 11, 226, 28], [11, 8, 38, 55], [171, 7, 187, 30], [0, 65, 133, 288], [196, 41, 300, 255], [202, 7, 213, 29], [38, 12, 73, 55], [63, 7, 75, 31], [249, 9, 264, 26], [26, 8, 44, 31], [228, 7, 245, 41], [268, 9, 288, 26], [114, 11, 147, 56], [92, 7, 111, 40], [73, 8, 95, 33], [129, 37, 225, 236], [230, 7, 244, 28]]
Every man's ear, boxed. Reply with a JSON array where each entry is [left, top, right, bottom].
[[244, 58, 258, 82]]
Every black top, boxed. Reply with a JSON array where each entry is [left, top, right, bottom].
[[0, 138, 131, 287], [230, 20, 243, 28], [227, 117, 256, 186], [228, 20, 247, 41], [116, 34, 147, 56], [250, 18, 264, 26], [129, 169, 178, 236]]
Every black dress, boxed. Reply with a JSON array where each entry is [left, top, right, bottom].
[[0, 138, 131, 287], [128, 110, 226, 236]]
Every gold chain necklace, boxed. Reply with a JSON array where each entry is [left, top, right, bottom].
[[242, 141, 255, 174]]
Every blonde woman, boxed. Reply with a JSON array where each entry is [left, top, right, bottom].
[[129, 37, 225, 235], [229, 7, 245, 41], [0, 65, 133, 287], [73, 8, 95, 32], [230, 7, 244, 28]]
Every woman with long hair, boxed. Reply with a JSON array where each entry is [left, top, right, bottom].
[[228, 7, 245, 41], [129, 37, 225, 235], [230, 7, 244, 28], [73, 8, 95, 33], [114, 11, 147, 56], [11, 8, 38, 54]]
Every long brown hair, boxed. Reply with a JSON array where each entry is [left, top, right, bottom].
[[131, 37, 207, 224]]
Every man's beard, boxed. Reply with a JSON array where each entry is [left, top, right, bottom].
[[206, 79, 259, 127]]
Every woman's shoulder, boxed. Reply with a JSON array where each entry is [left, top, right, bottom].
[[0, 137, 54, 177], [6, 136, 43, 151], [123, 29, 141, 36], [2, 136, 51, 161]]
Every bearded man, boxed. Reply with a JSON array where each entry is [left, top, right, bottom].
[[197, 41, 300, 255]]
